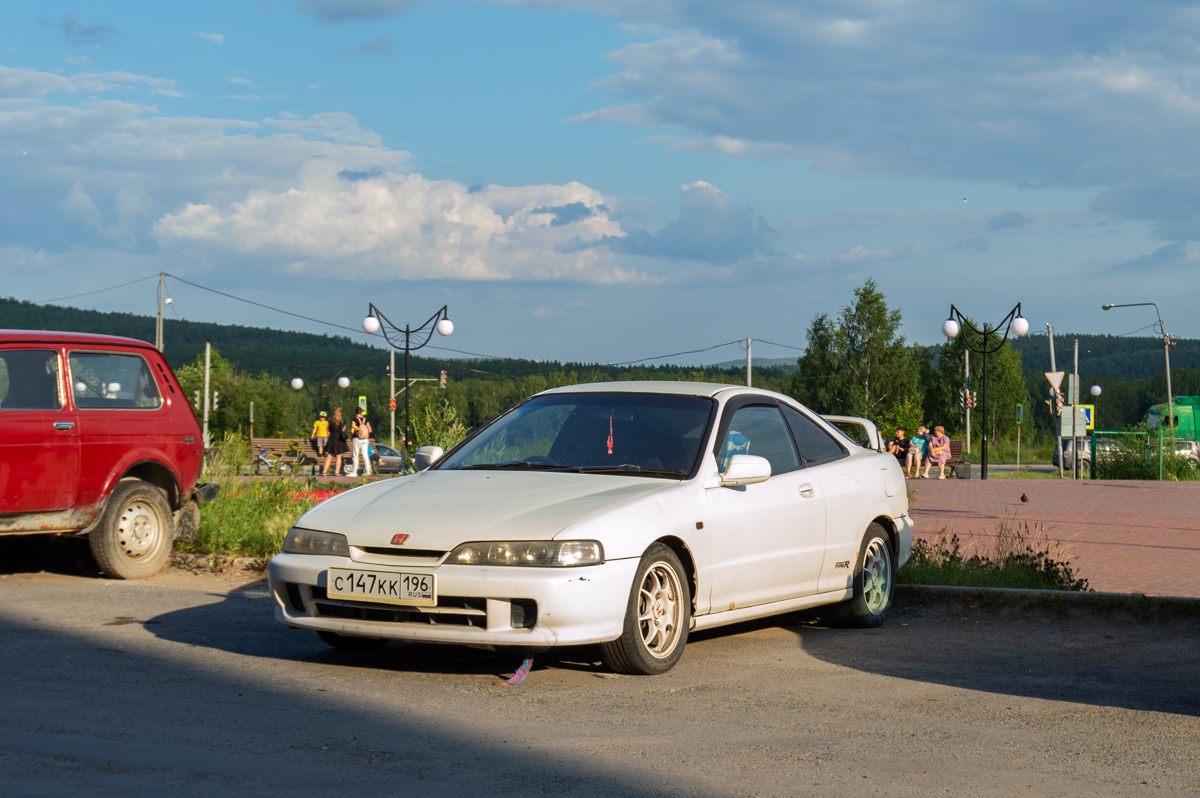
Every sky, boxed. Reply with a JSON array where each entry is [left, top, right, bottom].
[[3, 0, 1199, 366]]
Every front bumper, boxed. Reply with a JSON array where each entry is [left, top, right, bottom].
[[268, 553, 639, 648], [894, 514, 915, 569]]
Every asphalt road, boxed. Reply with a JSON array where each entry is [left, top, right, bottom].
[[1, 560, 1197, 797]]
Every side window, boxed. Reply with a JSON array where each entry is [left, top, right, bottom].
[[0, 349, 63, 411], [716, 405, 801, 476], [782, 405, 847, 466], [69, 352, 162, 409]]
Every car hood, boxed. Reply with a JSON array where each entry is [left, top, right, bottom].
[[296, 469, 676, 549]]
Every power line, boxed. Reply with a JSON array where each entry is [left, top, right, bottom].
[[206, 342, 389, 370], [752, 337, 806, 353], [164, 273, 366, 336], [36, 274, 157, 304]]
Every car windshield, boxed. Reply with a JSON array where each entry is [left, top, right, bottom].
[[438, 392, 715, 478]]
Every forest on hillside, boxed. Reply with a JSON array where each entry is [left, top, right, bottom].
[[4, 294, 1197, 445]]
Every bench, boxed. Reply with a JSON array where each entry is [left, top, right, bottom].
[[250, 438, 319, 475], [946, 439, 967, 478]]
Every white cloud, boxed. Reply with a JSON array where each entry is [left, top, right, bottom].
[[0, 66, 182, 98], [196, 32, 225, 45], [297, 0, 417, 22]]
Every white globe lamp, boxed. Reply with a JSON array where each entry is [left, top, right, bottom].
[[941, 319, 960, 339], [290, 377, 304, 391], [436, 318, 454, 337], [1010, 316, 1030, 337], [337, 376, 350, 389], [1090, 383, 1102, 397], [362, 315, 381, 334]]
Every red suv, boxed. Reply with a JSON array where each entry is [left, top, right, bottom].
[[0, 331, 218, 578]]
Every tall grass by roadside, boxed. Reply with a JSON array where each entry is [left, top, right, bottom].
[[898, 515, 1089, 591], [180, 432, 353, 557]]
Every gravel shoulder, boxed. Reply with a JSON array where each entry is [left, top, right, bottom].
[[1, 563, 1197, 797]]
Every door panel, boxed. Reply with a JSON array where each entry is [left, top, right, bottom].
[[0, 348, 79, 514], [706, 403, 827, 611]]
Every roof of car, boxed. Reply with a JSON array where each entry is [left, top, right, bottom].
[[0, 330, 158, 350], [540, 381, 786, 399]]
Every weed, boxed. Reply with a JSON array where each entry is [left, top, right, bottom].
[[898, 515, 1089, 591]]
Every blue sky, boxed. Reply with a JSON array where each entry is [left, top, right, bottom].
[[3, 1, 1198, 364]]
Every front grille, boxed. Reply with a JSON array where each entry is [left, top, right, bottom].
[[352, 547, 447, 566], [310, 586, 488, 628]]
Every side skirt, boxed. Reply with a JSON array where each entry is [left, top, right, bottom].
[[690, 589, 853, 632]]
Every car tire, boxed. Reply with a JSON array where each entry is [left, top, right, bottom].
[[88, 478, 174, 579], [831, 523, 894, 628], [317, 631, 389, 650], [601, 543, 690, 675]]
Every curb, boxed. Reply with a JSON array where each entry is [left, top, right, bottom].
[[899, 583, 1200, 607]]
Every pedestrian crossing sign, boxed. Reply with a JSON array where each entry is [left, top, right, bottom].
[[1080, 404, 1094, 430]]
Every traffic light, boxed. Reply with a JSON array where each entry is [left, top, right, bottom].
[[440, 370, 447, 388], [212, 391, 219, 410], [193, 390, 200, 410]]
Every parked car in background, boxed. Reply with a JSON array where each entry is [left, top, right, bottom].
[[1052, 437, 1092, 472], [270, 382, 914, 675], [370, 443, 405, 474], [0, 331, 218, 578]]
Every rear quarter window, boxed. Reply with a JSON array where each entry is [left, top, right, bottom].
[[69, 351, 162, 409]]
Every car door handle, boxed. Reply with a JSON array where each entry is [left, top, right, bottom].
[[53, 421, 75, 431], [799, 483, 815, 498]]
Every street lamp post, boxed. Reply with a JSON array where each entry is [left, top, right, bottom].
[[1101, 302, 1173, 434], [362, 304, 453, 451], [155, 272, 173, 352], [941, 303, 1029, 480], [290, 369, 351, 410]]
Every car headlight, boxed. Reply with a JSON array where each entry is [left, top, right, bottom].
[[447, 540, 604, 567], [283, 527, 350, 556]]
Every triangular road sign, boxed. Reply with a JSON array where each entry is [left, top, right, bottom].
[[1045, 371, 1065, 391]]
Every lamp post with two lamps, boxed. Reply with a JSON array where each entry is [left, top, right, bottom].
[[941, 303, 1030, 480], [362, 305, 454, 452], [289, 369, 351, 409]]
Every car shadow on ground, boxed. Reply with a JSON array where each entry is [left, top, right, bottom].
[[146, 580, 610, 680], [780, 592, 1200, 718], [0, 535, 100, 578]]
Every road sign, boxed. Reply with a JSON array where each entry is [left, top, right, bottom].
[[359, 395, 367, 414], [1045, 371, 1065, 392], [1080, 404, 1095, 430], [1016, 403, 1023, 424]]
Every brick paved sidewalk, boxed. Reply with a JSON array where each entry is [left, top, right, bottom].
[[905, 479, 1200, 597]]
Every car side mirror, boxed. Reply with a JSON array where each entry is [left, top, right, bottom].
[[720, 454, 772, 486], [413, 446, 444, 471]]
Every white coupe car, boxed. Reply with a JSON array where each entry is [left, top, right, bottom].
[[268, 382, 913, 675]]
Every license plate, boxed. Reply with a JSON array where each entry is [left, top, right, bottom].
[[326, 568, 436, 607]]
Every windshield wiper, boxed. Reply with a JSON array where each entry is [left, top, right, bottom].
[[577, 464, 687, 477], [457, 461, 581, 471]]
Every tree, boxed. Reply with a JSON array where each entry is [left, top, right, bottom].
[[791, 280, 919, 423]]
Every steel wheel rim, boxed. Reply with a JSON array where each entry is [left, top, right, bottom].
[[861, 538, 892, 614], [116, 500, 163, 559], [637, 561, 683, 659]]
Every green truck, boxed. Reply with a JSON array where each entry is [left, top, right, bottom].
[[1146, 396, 1200, 441]]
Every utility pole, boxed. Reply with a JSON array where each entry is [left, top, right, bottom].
[[202, 342, 211, 448], [1073, 338, 1080, 479], [746, 338, 752, 387], [155, 273, 171, 352], [1048, 324, 1062, 479]]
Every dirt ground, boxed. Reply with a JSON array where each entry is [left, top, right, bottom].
[[1, 557, 1197, 797]]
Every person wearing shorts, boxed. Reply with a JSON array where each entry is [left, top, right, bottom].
[[907, 426, 929, 478], [311, 411, 330, 457]]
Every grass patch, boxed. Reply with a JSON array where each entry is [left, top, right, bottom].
[[898, 515, 1089, 591], [988, 470, 1073, 480], [179, 432, 357, 558]]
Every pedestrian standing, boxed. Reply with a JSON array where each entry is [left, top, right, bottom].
[[351, 407, 373, 476], [311, 410, 329, 457], [322, 407, 349, 476]]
